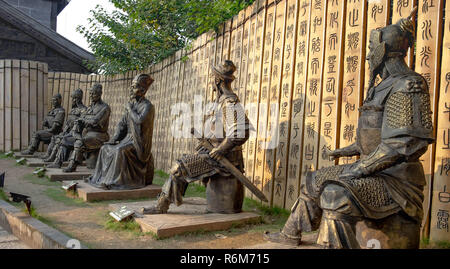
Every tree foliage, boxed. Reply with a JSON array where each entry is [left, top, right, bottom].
[[77, 0, 255, 74]]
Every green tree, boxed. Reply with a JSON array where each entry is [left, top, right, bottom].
[[77, 0, 255, 74]]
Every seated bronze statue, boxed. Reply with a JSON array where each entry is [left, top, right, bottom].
[[60, 83, 111, 173], [87, 74, 155, 190], [43, 89, 87, 164], [141, 60, 252, 214], [21, 93, 65, 155], [264, 9, 433, 249]]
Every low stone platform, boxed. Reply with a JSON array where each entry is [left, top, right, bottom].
[[14, 152, 45, 159], [26, 158, 69, 168], [46, 167, 93, 181], [75, 181, 162, 202], [109, 197, 261, 238]]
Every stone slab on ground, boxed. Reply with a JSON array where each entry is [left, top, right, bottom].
[[241, 233, 320, 249], [109, 197, 262, 238], [75, 181, 162, 202], [26, 157, 70, 168], [46, 167, 92, 181], [14, 152, 45, 159]]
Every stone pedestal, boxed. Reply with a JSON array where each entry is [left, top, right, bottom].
[[76, 181, 162, 202], [109, 198, 261, 238], [46, 167, 92, 181], [206, 176, 244, 214], [355, 213, 420, 249]]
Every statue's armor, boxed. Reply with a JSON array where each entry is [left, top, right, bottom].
[[43, 107, 65, 134], [172, 93, 249, 181], [306, 72, 433, 221], [63, 105, 87, 134]]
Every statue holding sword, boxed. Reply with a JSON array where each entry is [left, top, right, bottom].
[[141, 60, 262, 215]]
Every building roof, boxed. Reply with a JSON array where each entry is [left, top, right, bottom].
[[0, 0, 95, 70]]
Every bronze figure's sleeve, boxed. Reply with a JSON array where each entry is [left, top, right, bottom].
[[49, 108, 65, 134], [110, 113, 128, 143]]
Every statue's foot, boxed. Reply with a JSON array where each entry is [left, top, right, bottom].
[[140, 206, 167, 215], [40, 154, 49, 160], [63, 161, 77, 173], [46, 162, 62, 168], [263, 231, 301, 246]]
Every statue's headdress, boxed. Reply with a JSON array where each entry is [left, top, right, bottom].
[[71, 88, 83, 99], [212, 60, 236, 82], [90, 83, 103, 94], [133, 74, 154, 91]]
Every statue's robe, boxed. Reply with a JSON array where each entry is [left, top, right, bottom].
[[88, 98, 155, 190]]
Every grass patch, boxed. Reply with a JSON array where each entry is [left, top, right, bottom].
[[185, 182, 206, 198], [43, 187, 88, 207], [152, 169, 206, 198], [104, 214, 143, 237], [154, 169, 169, 179], [23, 173, 61, 187], [421, 237, 450, 249], [0, 188, 8, 201]]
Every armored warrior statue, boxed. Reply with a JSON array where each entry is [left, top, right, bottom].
[[43, 89, 87, 163], [21, 93, 65, 155], [264, 9, 434, 248], [87, 74, 155, 190], [61, 83, 111, 173], [141, 60, 252, 214]]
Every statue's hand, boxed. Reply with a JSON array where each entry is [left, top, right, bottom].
[[209, 147, 224, 161], [339, 162, 364, 180], [325, 148, 343, 160]]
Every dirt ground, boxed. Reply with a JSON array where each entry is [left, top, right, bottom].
[[0, 156, 285, 249]]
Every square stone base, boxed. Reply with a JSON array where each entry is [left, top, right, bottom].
[[109, 197, 261, 238], [75, 181, 162, 202], [46, 167, 92, 181]]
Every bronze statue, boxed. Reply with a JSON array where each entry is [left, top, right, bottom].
[[61, 83, 111, 173], [21, 93, 65, 155], [141, 60, 252, 214], [264, 8, 434, 249], [87, 74, 155, 190], [43, 89, 87, 163]]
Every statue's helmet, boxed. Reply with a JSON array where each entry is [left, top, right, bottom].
[[71, 88, 83, 99], [132, 74, 154, 91], [53, 93, 62, 102], [90, 83, 103, 95], [367, 7, 416, 71], [212, 60, 236, 82]]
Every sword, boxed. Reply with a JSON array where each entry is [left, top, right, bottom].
[[192, 130, 268, 202]]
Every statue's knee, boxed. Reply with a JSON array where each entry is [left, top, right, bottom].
[[320, 184, 357, 215], [169, 162, 182, 177]]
